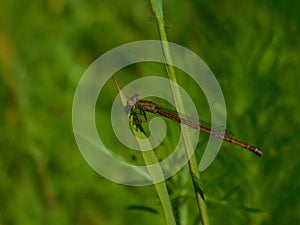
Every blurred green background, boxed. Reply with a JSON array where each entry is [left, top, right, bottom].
[[1, 0, 299, 224]]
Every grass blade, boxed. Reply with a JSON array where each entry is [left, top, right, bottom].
[[149, 1, 210, 224]]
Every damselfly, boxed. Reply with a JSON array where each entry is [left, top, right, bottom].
[[126, 93, 263, 157]]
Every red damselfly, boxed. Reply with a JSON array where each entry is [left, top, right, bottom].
[[126, 93, 263, 157]]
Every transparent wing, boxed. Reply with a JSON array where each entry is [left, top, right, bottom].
[[157, 104, 234, 137]]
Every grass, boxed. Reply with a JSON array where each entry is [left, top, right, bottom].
[[149, 0, 209, 224], [1, 0, 300, 224]]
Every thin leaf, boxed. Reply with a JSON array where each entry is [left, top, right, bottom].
[[126, 205, 159, 214]]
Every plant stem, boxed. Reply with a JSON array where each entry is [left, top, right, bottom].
[[112, 76, 176, 225], [134, 131, 177, 225], [149, 1, 210, 224]]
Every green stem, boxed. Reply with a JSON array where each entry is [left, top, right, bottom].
[[112, 75, 176, 225], [133, 130, 176, 225], [149, 1, 210, 224]]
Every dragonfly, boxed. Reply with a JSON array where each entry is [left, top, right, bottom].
[[126, 93, 263, 157]]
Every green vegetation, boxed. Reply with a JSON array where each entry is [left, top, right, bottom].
[[1, 0, 299, 224]]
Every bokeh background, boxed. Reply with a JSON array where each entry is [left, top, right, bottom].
[[1, 0, 299, 224]]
